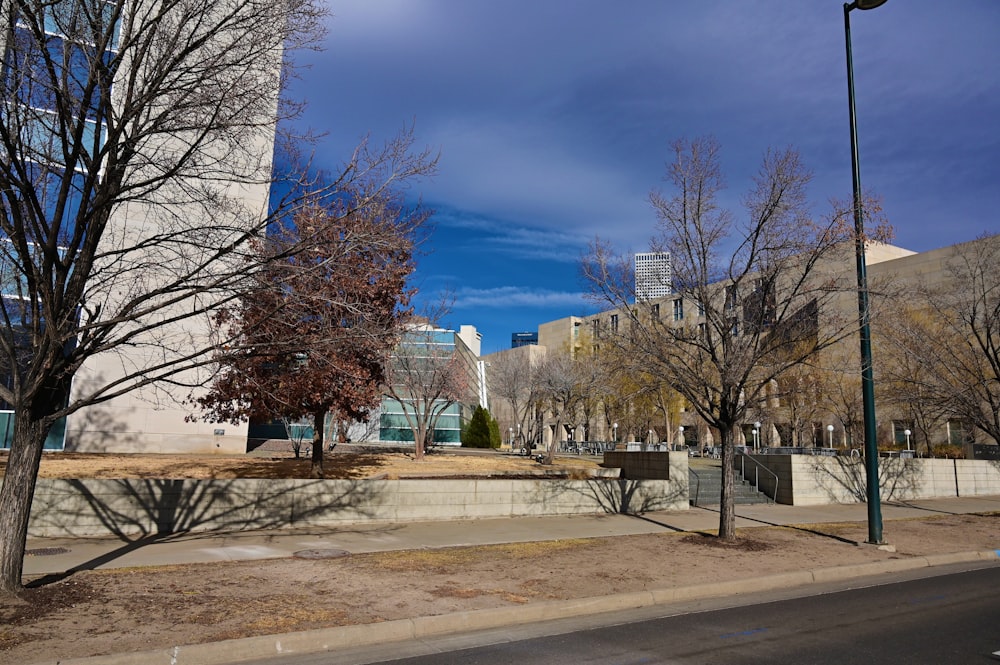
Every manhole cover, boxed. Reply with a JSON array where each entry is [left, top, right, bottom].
[[25, 547, 70, 556], [292, 548, 351, 560]]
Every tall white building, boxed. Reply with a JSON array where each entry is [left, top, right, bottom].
[[0, 1, 286, 454], [634, 252, 672, 301]]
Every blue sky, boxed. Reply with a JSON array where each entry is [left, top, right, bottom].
[[287, 1, 1000, 354]]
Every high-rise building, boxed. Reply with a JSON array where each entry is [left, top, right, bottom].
[[511, 332, 538, 348], [0, 1, 283, 454], [634, 252, 672, 301]]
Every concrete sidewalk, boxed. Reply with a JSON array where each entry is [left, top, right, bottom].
[[24, 494, 1000, 577]]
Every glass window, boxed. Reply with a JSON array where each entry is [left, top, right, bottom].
[[947, 419, 974, 445], [725, 285, 737, 311], [43, 0, 120, 48], [7, 29, 112, 116], [893, 421, 914, 446], [12, 110, 105, 179], [672, 298, 683, 321]]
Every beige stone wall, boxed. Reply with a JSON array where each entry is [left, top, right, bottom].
[[747, 454, 1000, 505], [27, 476, 689, 538], [538, 316, 584, 353]]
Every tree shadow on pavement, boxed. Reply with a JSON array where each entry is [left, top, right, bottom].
[[687, 504, 862, 546], [27, 477, 383, 587]]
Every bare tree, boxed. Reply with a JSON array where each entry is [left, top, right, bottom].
[[535, 347, 586, 463], [583, 136, 866, 540], [0, 0, 437, 594], [774, 361, 825, 447], [575, 348, 609, 444], [487, 347, 545, 453], [819, 349, 865, 450], [877, 312, 946, 455], [383, 322, 475, 460], [882, 234, 1000, 446], [600, 366, 661, 446]]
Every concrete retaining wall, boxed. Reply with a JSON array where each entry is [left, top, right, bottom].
[[26, 477, 689, 538], [602, 451, 688, 481], [744, 455, 1000, 505]]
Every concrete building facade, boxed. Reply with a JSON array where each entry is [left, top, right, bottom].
[[1, 0, 284, 454]]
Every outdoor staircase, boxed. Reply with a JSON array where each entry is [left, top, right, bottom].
[[688, 462, 773, 506]]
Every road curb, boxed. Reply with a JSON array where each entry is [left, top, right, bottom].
[[49, 549, 999, 665]]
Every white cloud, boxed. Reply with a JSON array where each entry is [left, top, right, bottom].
[[451, 286, 589, 310]]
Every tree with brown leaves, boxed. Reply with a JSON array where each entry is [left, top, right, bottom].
[[197, 194, 428, 478]]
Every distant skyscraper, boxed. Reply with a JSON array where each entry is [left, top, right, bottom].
[[511, 332, 538, 348], [634, 252, 672, 301]]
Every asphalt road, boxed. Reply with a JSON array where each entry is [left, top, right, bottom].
[[268, 564, 1000, 665]]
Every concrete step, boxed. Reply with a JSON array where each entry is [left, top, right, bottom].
[[688, 467, 773, 506]]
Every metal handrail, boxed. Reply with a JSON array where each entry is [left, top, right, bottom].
[[689, 466, 702, 506], [736, 453, 779, 503]]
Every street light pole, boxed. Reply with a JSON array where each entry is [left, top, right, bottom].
[[844, 0, 888, 544]]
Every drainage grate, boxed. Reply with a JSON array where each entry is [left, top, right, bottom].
[[25, 547, 70, 556], [292, 548, 350, 560]]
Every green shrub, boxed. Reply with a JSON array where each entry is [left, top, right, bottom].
[[462, 406, 493, 448], [488, 416, 501, 449]]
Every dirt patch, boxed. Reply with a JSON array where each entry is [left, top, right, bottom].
[[680, 533, 774, 551], [1, 448, 601, 481]]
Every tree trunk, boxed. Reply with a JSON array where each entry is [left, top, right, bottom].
[[545, 418, 561, 464], [413, 423, 425, 460], [0, 409, 52, 594], [718, 425, 737, 541], [309, 409, 325, 479]]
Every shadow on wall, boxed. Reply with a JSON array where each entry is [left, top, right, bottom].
[[58, 390, 142, 452], [28, 477, 383, 586], [803, 455, 923, 503], [540, 477, 687, 516]]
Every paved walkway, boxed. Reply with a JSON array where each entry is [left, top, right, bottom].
[[24, 495, 1000, 577]]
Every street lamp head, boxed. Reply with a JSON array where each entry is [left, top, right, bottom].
[[904, 429, 911, 436], [850, 0, 888, 10], [754, 421, 761, 429], [827, 424, 834, 432]]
